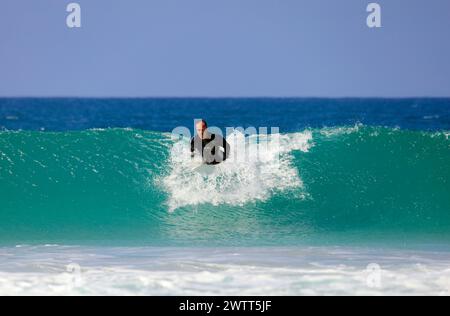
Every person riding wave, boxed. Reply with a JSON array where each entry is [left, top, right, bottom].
[[191, 120, 230, 165]]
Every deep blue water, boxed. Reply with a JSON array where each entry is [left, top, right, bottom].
[[1, 98, 449, 132]]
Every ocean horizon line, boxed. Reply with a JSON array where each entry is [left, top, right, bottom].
[[1, 96, 450, 100]]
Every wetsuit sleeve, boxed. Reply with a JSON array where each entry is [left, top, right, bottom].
[[216, 135, 230, 161], [190, 137, 195, 157], [224, 137, 231, 160]]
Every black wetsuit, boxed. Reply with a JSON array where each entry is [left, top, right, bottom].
[[191, 134, 230, 165]]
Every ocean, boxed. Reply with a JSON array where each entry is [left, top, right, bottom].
[[0, 98, 449, 295]]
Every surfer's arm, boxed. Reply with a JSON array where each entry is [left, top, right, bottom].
[[215, 136, 230, 161], [190, 138, 195, 158], [223, 138, 231, 160]]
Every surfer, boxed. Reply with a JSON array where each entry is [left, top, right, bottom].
[[191, 120, 230, 165]]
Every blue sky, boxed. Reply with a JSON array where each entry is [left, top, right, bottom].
[[1, 0, 450, 97]]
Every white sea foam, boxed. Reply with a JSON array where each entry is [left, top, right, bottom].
[[161, 131, 313, 211], [319, 124, 362, 137], [1, 246, 450, 296]]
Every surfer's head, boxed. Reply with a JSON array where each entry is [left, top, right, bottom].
[[195, 120, 208, 139]]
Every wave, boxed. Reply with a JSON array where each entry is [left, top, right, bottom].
[[0, 126, 449, 246]]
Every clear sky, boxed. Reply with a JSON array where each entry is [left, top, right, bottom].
[[1, 0, 450, 97]]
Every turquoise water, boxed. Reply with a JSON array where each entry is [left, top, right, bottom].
[[1, 126, 448, 247]]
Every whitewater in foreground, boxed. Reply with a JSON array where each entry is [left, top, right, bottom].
[[1, 246, 450, 296]]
